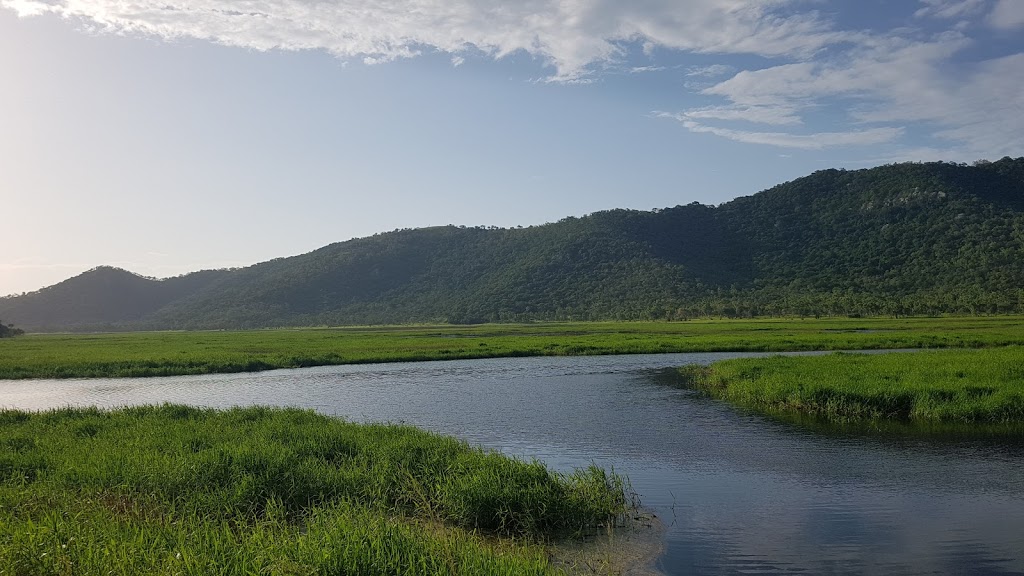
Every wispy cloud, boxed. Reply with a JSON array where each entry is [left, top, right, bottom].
[[629, 65, 666, 74], [2, 0, 1020, 157], [989, 0, 1024, 29], [662, 14, 1024, 155], [685, 64, 736, 77], [666, 105, 802, 126], [669, 118, 903, 150], [914, 0, 987, 20], [0, 0, 847, 81]]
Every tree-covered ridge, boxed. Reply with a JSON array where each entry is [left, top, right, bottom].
[[712, 158, 1024, 316], [2, 158, 1023, 330], [0, 267, 230, 331]]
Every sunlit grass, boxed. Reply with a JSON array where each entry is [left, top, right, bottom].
[[2, 316, 1023, 379], [683, 346, 1024, 425], [0, 405, 630, 575]]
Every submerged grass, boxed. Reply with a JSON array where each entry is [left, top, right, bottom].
[[682, 346, 1024, 426], [0, 405, 629, 575], [2, 316, 1024, 379]]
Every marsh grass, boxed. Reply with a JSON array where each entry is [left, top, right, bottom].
[[682, 346, 1024, 426], [0, 405, 629, 575], [2, 316, 1024, 380]]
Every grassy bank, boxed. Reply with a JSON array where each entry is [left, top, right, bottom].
[[682, 347, 1024, 426], [3, 316, 1024, 379], [0, 405, 629, 575]]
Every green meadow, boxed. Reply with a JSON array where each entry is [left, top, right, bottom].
[[682, 346, 1024, 426], [3, 316, 1024, 379], [0, 405, 629, 575]]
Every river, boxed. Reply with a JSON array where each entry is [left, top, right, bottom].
[[3, 351, 1023, 575]]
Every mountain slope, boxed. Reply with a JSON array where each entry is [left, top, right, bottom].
[[4, 158, 1023, 330], [719, 159, 1024, 299], [0, 267, 230, 331]]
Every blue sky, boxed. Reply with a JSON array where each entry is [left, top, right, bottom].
[[1, 0, 1022, 295]]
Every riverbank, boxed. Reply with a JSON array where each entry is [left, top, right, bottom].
[[681, 346, 1024, 427], [0, 405, 631, 575], [3, 316, 1024, 379]]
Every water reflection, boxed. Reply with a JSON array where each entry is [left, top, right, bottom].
[[2, 352, 1023, 575]]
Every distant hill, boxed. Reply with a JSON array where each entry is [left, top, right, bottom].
[[0, 268, 230, 331], [3, 158, 1023, 331]]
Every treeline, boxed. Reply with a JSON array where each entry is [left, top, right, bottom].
[[0, 321, 24, 337], [2, 158, 1023, 330], [608, 288, 1023, 322]]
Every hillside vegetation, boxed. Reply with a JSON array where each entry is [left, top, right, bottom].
[[0, 269, 229, 331], [2, 158, 1023, 331]]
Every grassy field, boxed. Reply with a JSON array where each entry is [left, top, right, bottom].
[[2, 316, 1024, 379], [681, 346, 1024, 426], [0, 405, 630, 575]]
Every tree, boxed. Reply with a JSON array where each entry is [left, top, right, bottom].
[[0, 321, 24, 338]]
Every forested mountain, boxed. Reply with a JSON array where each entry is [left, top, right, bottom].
[[0, 268, 230, 331], [3, 158, 1023, 331]]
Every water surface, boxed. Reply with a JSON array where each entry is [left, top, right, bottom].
[[3, 352, 1023, 575]]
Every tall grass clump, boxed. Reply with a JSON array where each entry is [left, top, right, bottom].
[[682, 346, 1024, 426], [0, 405, 630, 575]]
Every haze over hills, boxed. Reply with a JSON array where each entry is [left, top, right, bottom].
[[3, 158, 1024, 332]]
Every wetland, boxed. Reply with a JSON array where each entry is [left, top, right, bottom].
[[3, 350, 1024, 574]]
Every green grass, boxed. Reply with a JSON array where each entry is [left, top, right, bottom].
[[0, 405, 629, 575], [682, 346, 1024, 426], [3, 316, 1024, 379]]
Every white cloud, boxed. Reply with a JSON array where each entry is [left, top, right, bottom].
[[685, 64, 736, 77], [2, 0, 1020, 157], [667, 105, 802, 126], [667, 29, 1024, 156], [914, 0, 986, 19], [0, 0, 848, 81], [989, 0, 1024, 28], [629, 65, 666, 74], [931, 53, 1024, 156], [702, 33, 970, 111], [672, 118, 902, 150]]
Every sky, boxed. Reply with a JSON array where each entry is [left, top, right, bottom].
[[1, 0, 1022, 296]]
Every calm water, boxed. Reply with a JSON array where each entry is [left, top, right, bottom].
[[3, 352, 1024, 575]]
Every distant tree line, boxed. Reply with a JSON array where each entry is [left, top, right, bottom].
[[0, 321, 24, 337]]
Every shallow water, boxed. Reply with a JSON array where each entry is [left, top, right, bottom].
[[3, 351, 1023, 575]]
